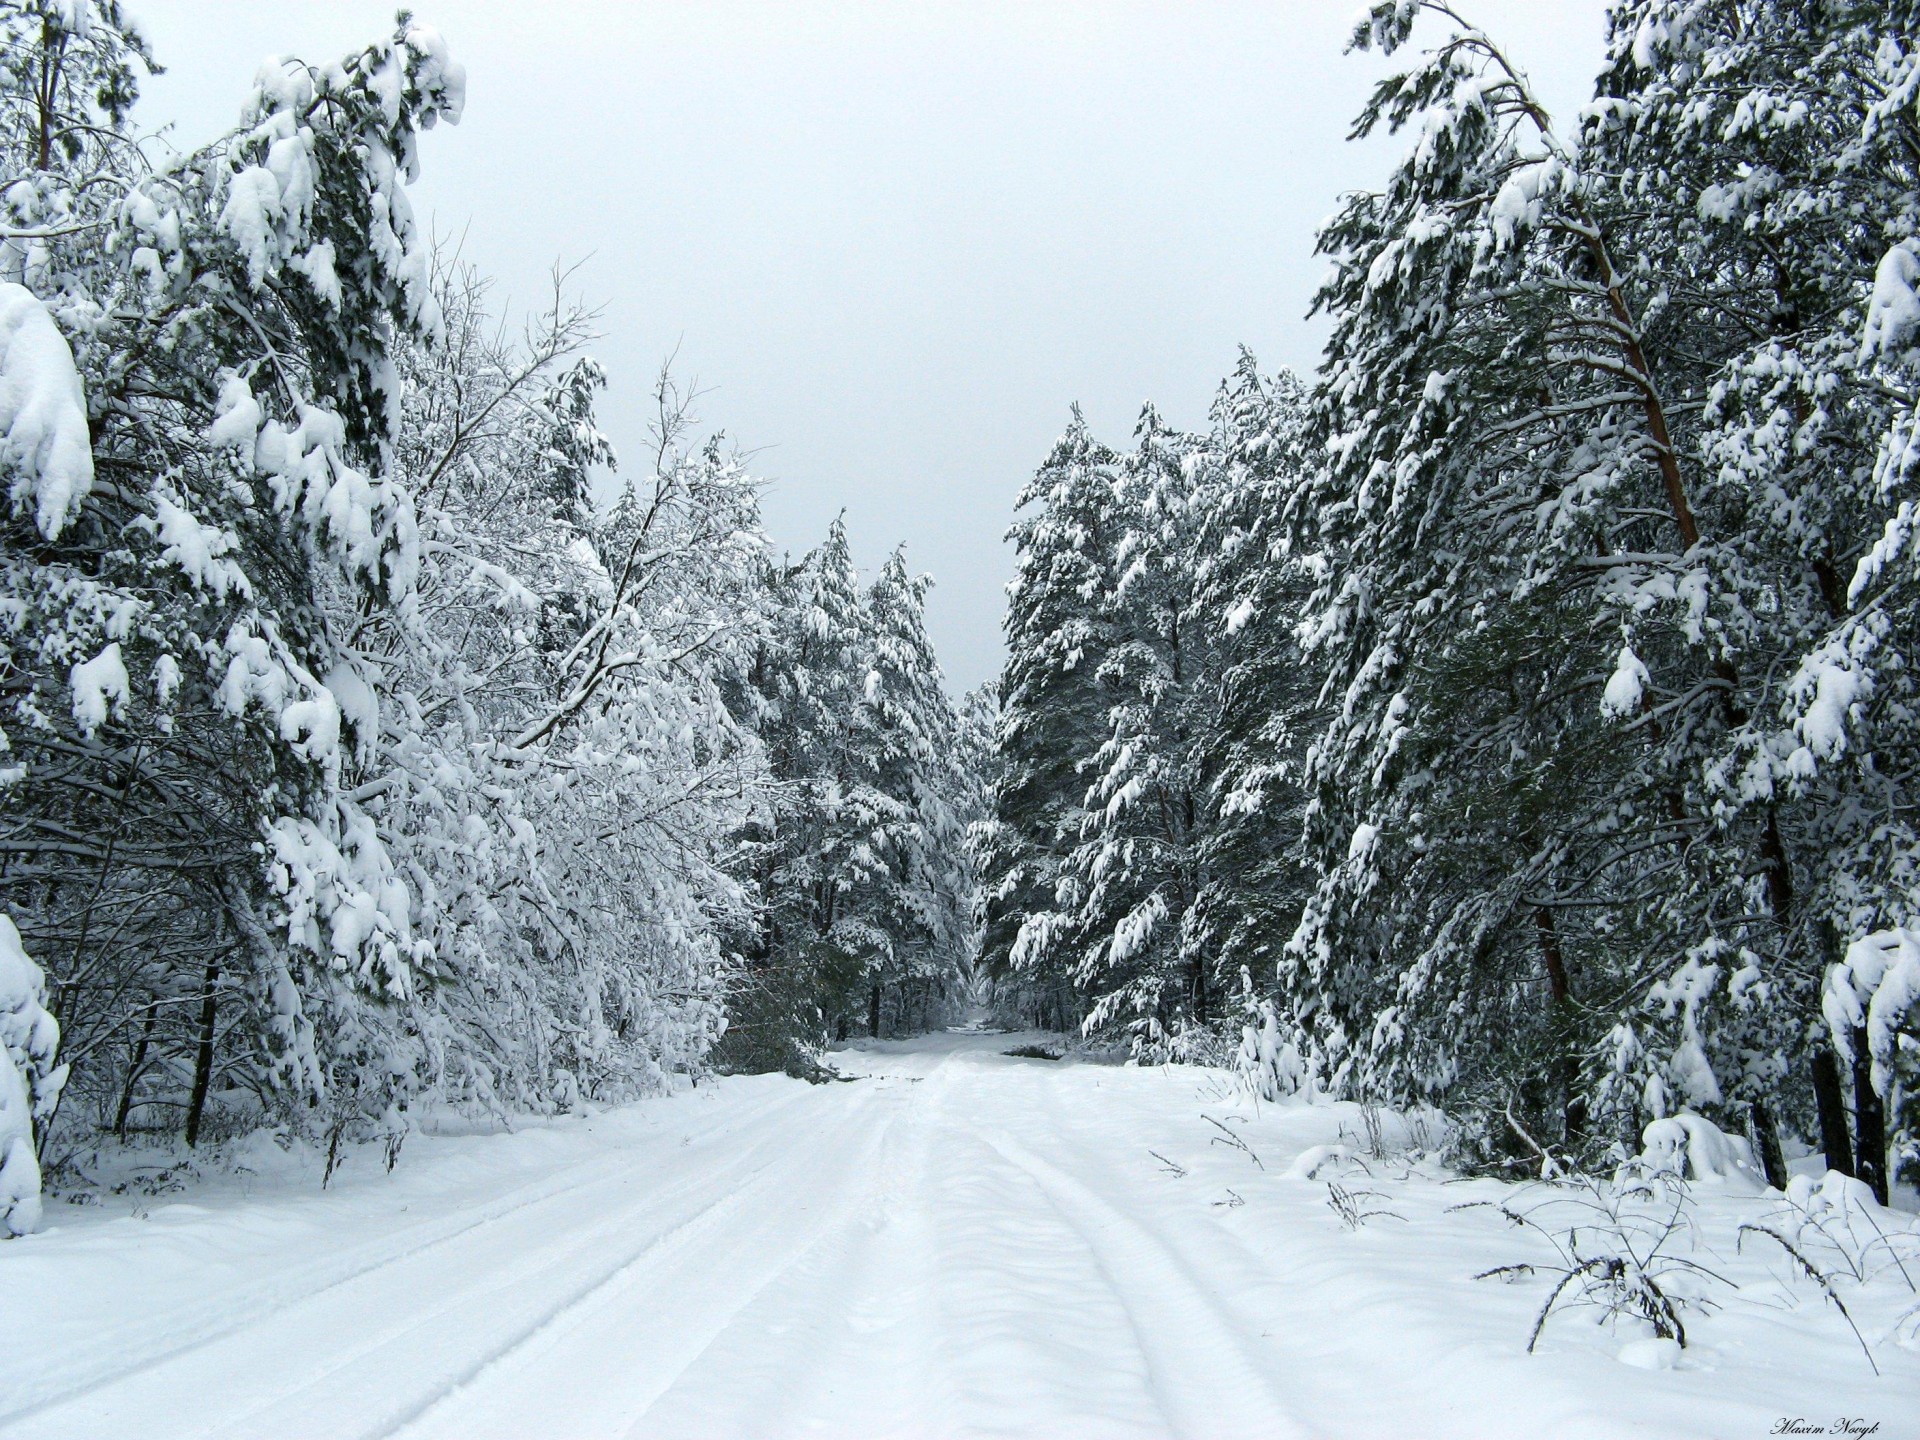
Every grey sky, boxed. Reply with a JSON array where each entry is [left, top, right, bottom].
[[139, 1, 1612, 691]]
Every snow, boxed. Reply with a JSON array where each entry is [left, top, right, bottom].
[[324, 661, 380, 763], [148, 493, 250, 599], [401, 24, 467, 128], [1632, 1113, 1766, 1192], [1862, 240, 1920, 363], [1616, 1336, 1681, 1371], [1795, 651, 1868, 761], [1826, 927, 1920, 1095], [220, 166, 284, 289], [206, 372, 263, 451], [0, 282, 94, 540], [0, 914, 59, 1237], [2, 1030, 1911, 1438], [67, 644, 129, 736], [1599, 642, 1649, 719]]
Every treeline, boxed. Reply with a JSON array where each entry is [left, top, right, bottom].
[[0, 3, 977, 1235], [718, 517, 986, 1073], [983, 0, 1920, 1194]]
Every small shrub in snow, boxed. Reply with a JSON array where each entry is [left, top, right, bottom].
[[1774, 1171, 1920, 1292], [1148, 1149, 1188, 1179], [1729, 1169, 1920, 1371], [1736, 1220, 1880, 1375], [1202, 1112, 1263, 1170], [1461, 1172, 1730, 1354], [1325, 1179, 1405, 1231]]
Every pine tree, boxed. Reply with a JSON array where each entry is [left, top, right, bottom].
[[859, 550, 976, 1035], [1583, 0, 1920, 1193], [1285, 0, 1768, 1156], [722, 518, 977, 1068], [1, 6, 467, 1153], [1057, 405, 1218, 1044], [1185, 360, 1321, 1061], [981, 413, 1122, 1031]]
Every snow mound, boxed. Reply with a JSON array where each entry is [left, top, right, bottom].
[[1783, 1168, 1883, 1225], [0, 282, 94, 540], [1617, 1336, 1681, 1370], [228, 1128, 310, 1180], [1630, 1113, 1766, 1193]]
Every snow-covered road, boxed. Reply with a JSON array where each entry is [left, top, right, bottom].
[[1, 1030, 1910, 1439]]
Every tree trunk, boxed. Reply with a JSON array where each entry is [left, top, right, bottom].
[[114, 1005, 158, 1139], [1811, 1045, 1854, 1178], [1759, 808, 1793, 925], [1850, 1028, 1889, 1205], [1748, 1099, 1789, 1191], [184, 960, 219, 1148], [1533, 906, 1583, 1146], [869, 982, 882, 1040]]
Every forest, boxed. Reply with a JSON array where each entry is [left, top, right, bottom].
[[980, 0, 1920, 1207], [2, 0, 1917, 1251]]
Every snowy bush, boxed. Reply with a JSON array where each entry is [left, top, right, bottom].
[[1233, 979, 1310, 1105], [1625, 1114, 1767, 1195], [0, 914, 62, 1234]]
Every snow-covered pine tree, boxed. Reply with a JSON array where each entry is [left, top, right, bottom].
[[1579, 0, 1920, 1194], [1055, 404, 1220, 1047], [724, 517, 878, 1069], [1182, 358, 1322, 1071], [984, 369, 1321, 1056], [1, 3, 467, 1160], [980, 413, 1123, 1031], [858, 549, 977, 1036], [1284, 0, 1801, 1161], [722, 518, 976, 1068], [1839, 0, 1920, 1187]]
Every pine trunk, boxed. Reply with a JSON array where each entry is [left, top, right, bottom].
[[1811, 1045, 1854, 1178], [1850, 1028, 1889, 1205], [184, 959, 220, 1148], [1748, 1100, 1789, 1191], [1533, 907, 1582, 1146]]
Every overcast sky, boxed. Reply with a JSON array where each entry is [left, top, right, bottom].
[[138, 1, 1612, 691]]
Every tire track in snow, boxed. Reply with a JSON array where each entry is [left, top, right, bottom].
[[356, 1141, 806, 1440], [958, 1120, 1316, 1440], [0, 1080, 818, 1430], [600, 1054, 955, 1439], [383, 1075, 919, 1440], [0, 1082, 824, 1440]]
